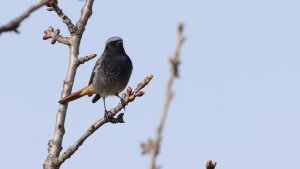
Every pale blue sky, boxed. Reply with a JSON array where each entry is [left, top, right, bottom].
[[0, 0, 299, 169]]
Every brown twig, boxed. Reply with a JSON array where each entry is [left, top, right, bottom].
[[141, 22, 186, 169], [0, 0, 51, 34], [78, 54, 97, 65], [43, 1, 95, 169], [46, 2, 77, 34], [58, 75, 153, 163], [206, 160, 217, 169], [76, 0, 93, 33], [43, 26, 70, 45]]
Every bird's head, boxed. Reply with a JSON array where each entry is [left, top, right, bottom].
[[105, 36, 123, 48]]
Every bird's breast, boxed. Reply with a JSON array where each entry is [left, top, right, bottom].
[[91, 55, 132, 97]]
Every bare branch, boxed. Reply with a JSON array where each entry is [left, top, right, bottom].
[[76, 0, 94, 33], [169, 22, 186, 77], [58, 75, 153, 164], [78, 54, 97, 65], [43, 26, 70, 45], [142, 22, 186, 169], [43, 1, 95, 169], [206, 160, 217, 169], [46, 2, 77, 34], [0, 0, 50, 34]]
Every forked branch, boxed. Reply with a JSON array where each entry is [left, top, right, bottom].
[[43, 1, 95, 169]]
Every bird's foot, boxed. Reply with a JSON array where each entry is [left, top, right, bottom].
[[104, 110, 115, 123], [104, 110, 125, 124]]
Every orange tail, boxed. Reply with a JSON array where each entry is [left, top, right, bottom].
[[59, 85, 94, 104]]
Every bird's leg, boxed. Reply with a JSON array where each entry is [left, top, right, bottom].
[[103, 96, 108, 114], [103, 97, 115, 123], [102, 97, 118, 123], [116, 93, 126, 111]]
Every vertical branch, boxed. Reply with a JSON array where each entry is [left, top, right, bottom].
[[141, 22, 186, 169], [43, 1, 94, 169]]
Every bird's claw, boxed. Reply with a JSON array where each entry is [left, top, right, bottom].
[[104, 110, 125, 124], [104, 110, 116, 123]]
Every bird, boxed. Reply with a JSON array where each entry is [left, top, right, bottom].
[[59, 36, 133, 116]]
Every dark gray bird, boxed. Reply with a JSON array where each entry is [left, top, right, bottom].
[[59, 36, 133, 114]]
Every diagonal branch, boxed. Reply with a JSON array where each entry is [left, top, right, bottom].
[[141, 22, 186, 169], [46, 2, 77, 34], [78, 54, 97, 65], [0, 0, 51, 34], [58, 75, 153, 164]]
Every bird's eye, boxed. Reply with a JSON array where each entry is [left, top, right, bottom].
[[110, 41, 117, 46]]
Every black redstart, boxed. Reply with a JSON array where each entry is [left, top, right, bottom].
[[59, 36, 133, 116]]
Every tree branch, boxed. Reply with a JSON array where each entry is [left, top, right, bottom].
[[76, 0, 94, 33], [43, 1, 95, 169], [46, 2, 77, 34], [58, 75, 153, 164], [0, 0, 50, 34], [141, 22, 186, 169], [43, 26, 70, 45], [78, 54, 97, 65]]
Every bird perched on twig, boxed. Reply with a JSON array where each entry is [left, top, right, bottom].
[[59, 36, 133, 118]]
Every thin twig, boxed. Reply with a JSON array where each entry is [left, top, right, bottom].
[[0, 0, 50, 34], [43, 26, 70, 45], [76, 0, 94, 33], [141, 22, 186, 169], [47, 4, 77, 34], [58, 75, 153, 163], [78, 54, 97, 65]]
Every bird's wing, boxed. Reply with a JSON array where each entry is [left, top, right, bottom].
[[88, 59, 101, 97], [89, 59, 102, 85], [88, 71, 95, 85], [88, 71, 95, 97]]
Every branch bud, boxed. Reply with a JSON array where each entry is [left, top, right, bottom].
[[136, 91, 145, 97], [178, 22, 184, 33], [127, 87, 133, 95]]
